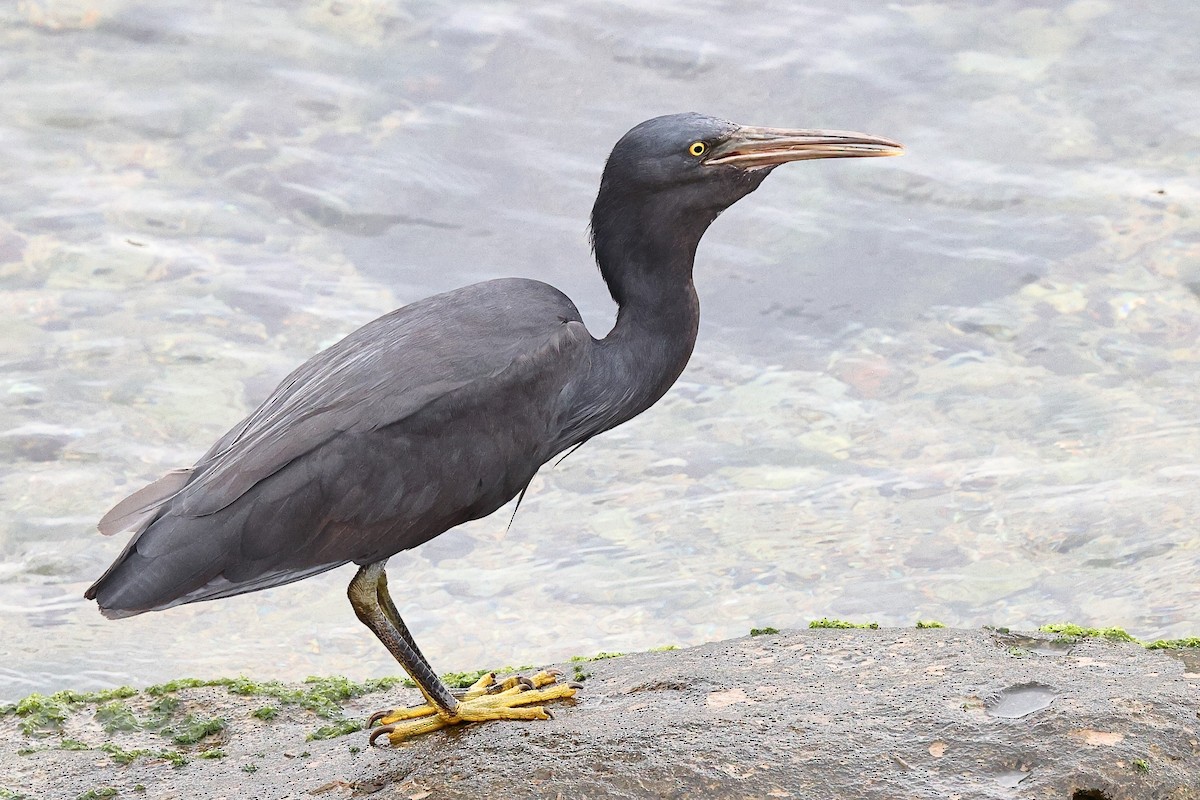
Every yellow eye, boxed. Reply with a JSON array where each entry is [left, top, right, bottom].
[[688, 141, 707, 157]]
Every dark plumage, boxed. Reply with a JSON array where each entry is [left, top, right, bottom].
[[91, 279, 592, 612], [88, 112, 902, 742]]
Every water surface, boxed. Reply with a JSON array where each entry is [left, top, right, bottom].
[[2, 0, 1198, 699]]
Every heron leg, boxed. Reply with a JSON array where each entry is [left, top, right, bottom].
[[348, 561, 460, 714], [350, 561, 578, 745], [373, 567, 533, 700]]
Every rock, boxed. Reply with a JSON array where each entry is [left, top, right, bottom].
[[2, 628, 1196, 799]]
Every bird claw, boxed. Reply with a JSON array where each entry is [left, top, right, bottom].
[[368, 723, 398, 747], [367, 708, 390, 727]]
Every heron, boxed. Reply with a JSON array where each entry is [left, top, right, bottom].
[[87, 112, 903, 744]]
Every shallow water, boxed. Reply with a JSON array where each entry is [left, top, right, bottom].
[[1, 0, 1198, 700]]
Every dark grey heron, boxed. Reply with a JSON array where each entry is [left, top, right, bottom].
[[87, 112, 903, 744]]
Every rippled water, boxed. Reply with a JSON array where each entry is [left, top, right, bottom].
[[2, 0, 1198, 700]]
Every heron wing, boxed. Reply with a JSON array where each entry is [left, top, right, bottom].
[[101, 278, 589, 529]]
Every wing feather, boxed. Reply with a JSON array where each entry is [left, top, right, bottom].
[[97, 468, 193, 535]]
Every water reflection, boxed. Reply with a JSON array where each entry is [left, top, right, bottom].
[[1, 0, 1198, 699]]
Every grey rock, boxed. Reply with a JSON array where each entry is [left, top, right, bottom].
[[2, 628, 1197, 799]]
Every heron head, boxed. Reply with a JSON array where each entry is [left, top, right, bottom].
[[595, 112, 904, 222]]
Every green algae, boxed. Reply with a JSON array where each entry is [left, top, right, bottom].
[[144, 696, 180, 728], [1039, 623, 1136, 642], [95, 701, 140, 734], [197, 748, 225, 759], [179, 674, 406, 740], [809, 618, 879, 630], [165, 714, 225, 745], [294, 676, 405, 715], [1144, 637, 1200, 650], [143, 678, 218, 696], [143, 674, 403, 718], [9, 693, 70, 735], [75, 789, 117, 800], [570, 651, 624, 662], [308, 718, 363, 741], [750, 627, 780, 636], [915, 620, 946, 629], [0, 647, 670, 741], [3, 686, 139, 735], [988, 621, 1200, 652], [99, 743, 187, 769]]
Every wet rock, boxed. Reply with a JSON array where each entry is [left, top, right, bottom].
[[985, 681, 1057, 718], [3, 628, 1196, 799]]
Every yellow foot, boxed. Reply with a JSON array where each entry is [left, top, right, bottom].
[[367, 670, 577, 745]]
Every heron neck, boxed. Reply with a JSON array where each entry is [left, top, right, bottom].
[[587, 199, 706, 431], [603, 269, 700, 403]]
